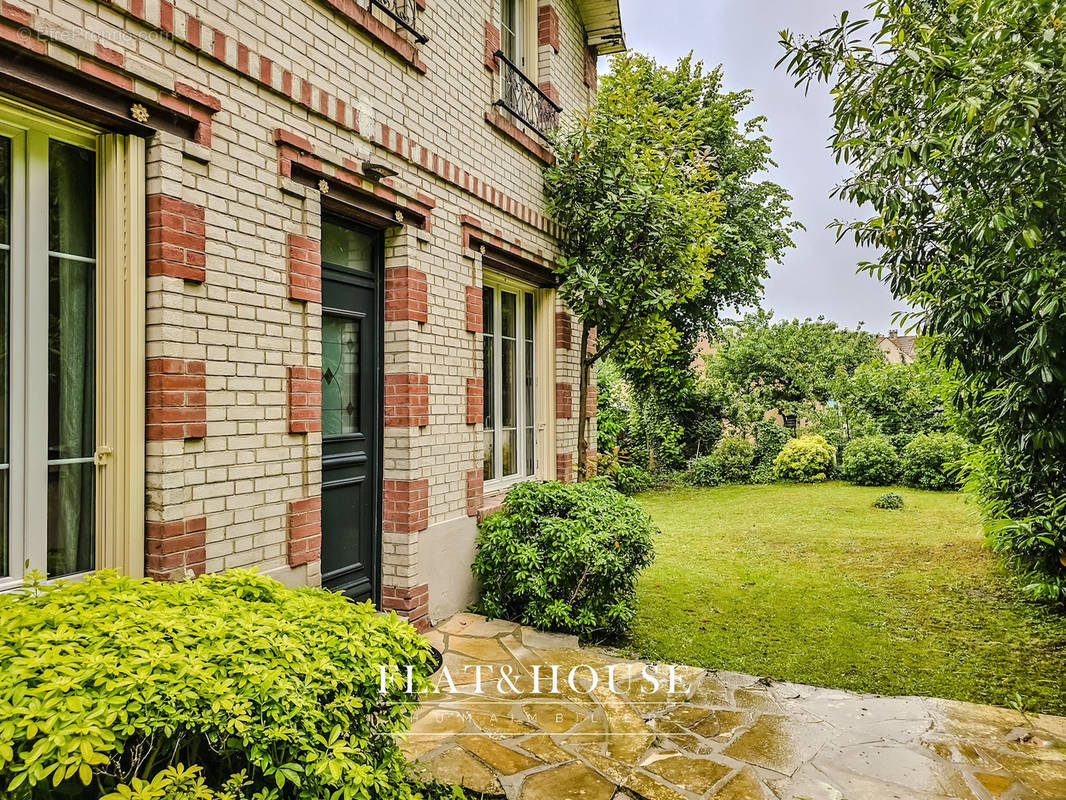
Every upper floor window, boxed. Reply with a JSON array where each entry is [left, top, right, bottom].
[[495, 0, 560, 142], [500, 0, 525, 71]]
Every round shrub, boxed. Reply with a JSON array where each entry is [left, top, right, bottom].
[[612, 463, 655, 496], [0, 570, 435, 799], [683, 454, 721, 487], [901, 432, 968, 490], [874, 492, 905, 509], [772, 435, 836, 483], [841, 435, 900, 486], [713, 435, 756, 483], [473, 480, 656, 637]]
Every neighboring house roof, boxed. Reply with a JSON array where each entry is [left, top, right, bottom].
[[878, 332, 918, 363], [578, 0, 626, 54]]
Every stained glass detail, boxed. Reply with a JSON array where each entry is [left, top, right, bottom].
[[322, 315, 361, 436]]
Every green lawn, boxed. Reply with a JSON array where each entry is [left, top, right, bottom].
[[626, 482, 1066, 714]]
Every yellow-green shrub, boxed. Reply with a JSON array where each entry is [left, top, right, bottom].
[[0, 570, 435, 799], [772, 434, 836, 483]]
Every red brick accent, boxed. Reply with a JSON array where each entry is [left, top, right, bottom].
[[385, 266, 428, 323], [147, 194, 207, 283], [146, 359, 207, 440], [556, 311, 573, 350], [484, 20, 501, 71], [287, 496, 321, 567], [538, 5, 560, 51], [556, 382, 572, 419], [289, 366, 322, 434], [466, 377, 484, 425], [557, 453, 574, 484], [319, 0, 427, 73], [485, 109, 555, 165], [586, 384, 598, 420], [385, 373, 429, 427], [288, 233, 321, 303], [466, 469, 483, 517], [465, 285, 484, 333], [587, 326, 598, 353], [382, 583, 430, 632], [539, 81, 561, 105], [383, 479, 430, 533], [584, 45, 598, 90], [145, 516, 207, 580]]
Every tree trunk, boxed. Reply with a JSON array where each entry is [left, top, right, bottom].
[[576, 322, 591, 480]]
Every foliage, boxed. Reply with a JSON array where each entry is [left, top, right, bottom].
[[780, 1, 1066, 599], [841, 436, 900, 487], [546, 51, 723, 476], [611, 465, 656, 496], [632, 483, 1066, 714], [752, 420, 792, 483], [704, 311, 881, 425], [682, 455, 721, 488], [773, 435, 835, 483], [595, 359, 628, 453], [0, 570, 434, 799], [901, 433, 968, 491], [874, 492, 905, 510], [712, 435, 756, 483], [473, 480, 657, 637]]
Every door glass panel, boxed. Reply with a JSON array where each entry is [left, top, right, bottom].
[[0, 135, 8, 577], [322, 219, 373, 273], [47, 139, 96, 578], [482, 287, 495, 481], [501, 291, 517, 476], [322, 315, 361, 436]]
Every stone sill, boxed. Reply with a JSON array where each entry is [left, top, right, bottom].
[[477, 491, 507, 522], [484, 109, 555, 165]]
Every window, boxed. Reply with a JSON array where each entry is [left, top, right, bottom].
[[500, 0, 537, 75], [0, 97, 145, 588], [483, 277, 538, 486]]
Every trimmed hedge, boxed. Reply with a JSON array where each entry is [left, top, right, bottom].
[[841, 435, 900, 486], [713, 436, 756, 483], [0, 570, 435, 799], [901, 432, 968, 490], [773, 435, 836, 483], [473, 480, 656, 637]]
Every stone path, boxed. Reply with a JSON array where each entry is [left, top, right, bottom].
[[405, 614, 1066, 800]]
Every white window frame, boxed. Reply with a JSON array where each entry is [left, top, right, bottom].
[[500, 0, 537, 77], [482, 270, 555, 492], [0, 95, 144, 591]]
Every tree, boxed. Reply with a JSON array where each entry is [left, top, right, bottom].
[[545, 52, 723, 477], [704, 311, 881, 426], [780, 1, 1066, 601]]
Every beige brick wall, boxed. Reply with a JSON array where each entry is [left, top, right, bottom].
[[13, 0, 602, 617]]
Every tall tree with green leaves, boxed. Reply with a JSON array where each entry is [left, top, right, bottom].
[[780, 1, 1066, 600], [545, 52, 723, 477]]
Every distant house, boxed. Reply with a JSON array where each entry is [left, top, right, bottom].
[[878, 331, 918, 364]]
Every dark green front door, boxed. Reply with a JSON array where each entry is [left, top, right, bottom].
[[320, 216, 382, 601]]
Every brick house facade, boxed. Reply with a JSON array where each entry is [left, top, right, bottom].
[[0, 0, 622, 629]]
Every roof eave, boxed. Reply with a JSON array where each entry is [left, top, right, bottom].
[[576, 0, 627, 55]]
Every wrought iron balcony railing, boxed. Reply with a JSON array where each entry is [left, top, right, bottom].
[[369, 0, 428, 43], [494, 50, 562, 142]]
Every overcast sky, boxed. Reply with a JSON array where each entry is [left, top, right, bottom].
[[616, 0, 908, 334]]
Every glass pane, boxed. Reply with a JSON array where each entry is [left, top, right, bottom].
[[322, 315, 360, 436], [47, 139, 96, 577], [483, 287, 495, 481], [502, 429, 517, 477], [0, 136, 8, 577], [483, 431, 495, 482], [524, 293, 534, 476], [501, 292, 516, 430], [322, 219, 373, 272], [501, 0, 518, 61]]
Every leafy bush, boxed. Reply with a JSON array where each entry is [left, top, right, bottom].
[[754, 420, 791, 466], [683, 455, 721, 487], [0, 570, 434, 799], [874, 492, 904, 510], [772, 435, 835, 483], [901, 432, 967, 490], [612, 464, 655, 496], [473, 480, 656, 637], [713, 435, 755, 483], [842, 436, 900, 486]]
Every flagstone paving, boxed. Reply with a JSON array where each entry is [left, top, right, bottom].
[[405, 614, 1066, 800]]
